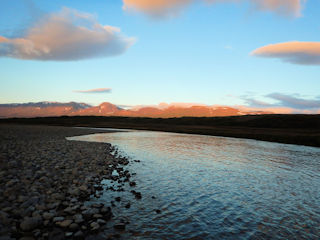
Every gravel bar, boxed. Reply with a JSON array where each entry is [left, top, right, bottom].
[[0, 124, 137, 239]]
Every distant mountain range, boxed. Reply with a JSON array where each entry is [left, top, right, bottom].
[[0, 101, 272, 118]]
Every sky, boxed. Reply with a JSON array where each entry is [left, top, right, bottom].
[[0, 0, 320, 113]]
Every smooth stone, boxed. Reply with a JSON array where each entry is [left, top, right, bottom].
[[93, 214, 103, 219], [48, 228, 64, 240], [20, 217, 41, 232], [43, 212, 54, 220], [51, 193, 65, 200], [79, 185, 87, 191], [58, 219, 73, 228], [68, 188, 80, 196], [82, 208, 99, 219], [114, 223, 126, 230], [90, 222, 100, 231], [73, 214, 84, 223], [0, 211, 10, 225], [63, 207, 74, 214], [97, 219, 106, 225], [53, 216, 64, 222], [74, 231, 84, 238], [81, 225, 87, 230], [69, 223, 78, 231], [129, 181, 136, 187], [111, 170, 119, 177]]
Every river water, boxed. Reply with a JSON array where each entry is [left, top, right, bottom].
[[68, 129, 320, 239]]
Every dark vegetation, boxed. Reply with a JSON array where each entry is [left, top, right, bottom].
[[1, 114, 320, 147]]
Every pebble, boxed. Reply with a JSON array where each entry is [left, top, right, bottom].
[[111, 170, 119, 177], [97, 219, 106, 225], [58, 219, 73, 228], [53, 217, 65, 223], [43, 212, 54, 220], [20, 217, 41, 232], [69, 223, 79, 231], [73, 214, 84, 223], [114, 223, 126, 230], [90, 222, 100, 231], [74, 230, 84, 238], [93, 214, 103, 219]]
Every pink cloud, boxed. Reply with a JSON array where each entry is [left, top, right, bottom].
[[238, 105, 320, 114], [239, 92, 320, 113], [74, 88, 112, 94], [123, 0, 191, 17], [237, 106, 295, 114], [125, 102, 320, 114], [122, 0, 304, 18], [129, 102, 208, 111], [251, 41, 320, 65], [0, 8, 135, 61], [251, 0, 304, 17]]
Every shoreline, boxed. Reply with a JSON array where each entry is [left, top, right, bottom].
[[0, 124, 141, 239]]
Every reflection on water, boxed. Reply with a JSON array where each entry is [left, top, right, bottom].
[[68, 130, 320, 239]]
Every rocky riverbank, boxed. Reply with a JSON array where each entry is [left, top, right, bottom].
[[0, 125, 139, 239]]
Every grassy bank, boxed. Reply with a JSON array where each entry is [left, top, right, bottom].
[[1, 114, 320, 147]]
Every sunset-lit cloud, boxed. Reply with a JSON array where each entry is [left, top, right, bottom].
[[123, 0, 191, 18], [237, 105, 296, 114], [122, 0, 304, 18], [240, 106, 320, 114], [0, 8, 135, 61], [128, 100, 320, 114], [251, 41, 320, 65], [267, 93, 320, 109], [130, 102, 207, 110], [74, 88, 112, 94], [241, 93, 320, 113]]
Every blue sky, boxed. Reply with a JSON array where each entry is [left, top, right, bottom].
[[0, 0, 319, 113]]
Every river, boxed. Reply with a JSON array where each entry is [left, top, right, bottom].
[[68, 129, 320, 239]]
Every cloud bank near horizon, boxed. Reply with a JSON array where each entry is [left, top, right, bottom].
[[241, 93, 320, 113], [122, 0, 304, 18], [73, 88, 112, 94], [0, 8, 135, 61], [123, 94, 320, 114], [251, 41, 320, 65]]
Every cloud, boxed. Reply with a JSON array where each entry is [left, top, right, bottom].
[[0, 8, 135, 61], [122, 0, 304, 18], [125, 100, 320, 114], [241, 93, 320, 113], [237, 105, 296, 114], [122, 0, 192, 18], [267, 93, 320, 109], [242, 98, 273, 108], [251, 41, 320, 65], [250, 0, 304, 17], [74, 88, 112, 94]]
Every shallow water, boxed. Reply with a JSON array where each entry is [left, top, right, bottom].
[[68, 130, 320, 239]]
